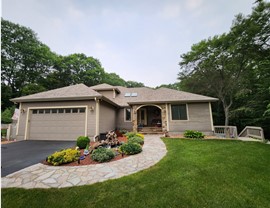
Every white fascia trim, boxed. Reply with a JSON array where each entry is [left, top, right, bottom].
[[16, 103, 21, 136]]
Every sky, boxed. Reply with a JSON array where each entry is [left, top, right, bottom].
[[2, 0, 256, 87]]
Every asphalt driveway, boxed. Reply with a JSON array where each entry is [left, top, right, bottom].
[[1, 140, 75, 177]]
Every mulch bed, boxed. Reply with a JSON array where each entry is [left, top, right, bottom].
[[42, 136, 130, 166]]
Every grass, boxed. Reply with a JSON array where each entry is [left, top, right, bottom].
[[2, 138, 270, 208]]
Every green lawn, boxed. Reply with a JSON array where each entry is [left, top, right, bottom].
[[2, 139, 270, 208]]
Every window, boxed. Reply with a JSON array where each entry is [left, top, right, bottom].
[[125, 93, 131, 97], [65, 109, 71, 113], [124, 108, 131, 122], [33, 110, 38, 114], [38, 109, 44, 114], [45, 109, 50, 114], [51, 109, 57, 114], [72, 108, 78, 113], [79, 108, 85, 113], [171, 104, 187, 120], [58, 109, 64, 113], [131, 93, 138, 97]]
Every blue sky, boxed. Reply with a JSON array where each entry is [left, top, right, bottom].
[[2, 0, 255, 87]]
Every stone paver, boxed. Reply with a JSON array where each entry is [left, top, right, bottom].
[[1, 135, 167, 189]]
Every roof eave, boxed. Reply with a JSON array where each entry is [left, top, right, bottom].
[[10, 95, 102, 103], [128, 99, 218, 105]]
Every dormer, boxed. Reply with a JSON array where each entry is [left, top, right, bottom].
[[90, 83, 120, 99]]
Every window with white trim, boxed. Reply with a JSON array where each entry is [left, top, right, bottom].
[[124, 108, 132, 122], [171, 104, 188, 120]]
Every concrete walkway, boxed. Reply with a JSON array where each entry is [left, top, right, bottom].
[[1, 135, 167, 189]]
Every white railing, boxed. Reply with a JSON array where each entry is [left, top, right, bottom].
[[214, 126, 238, 139], [238, 126, 265, 141]]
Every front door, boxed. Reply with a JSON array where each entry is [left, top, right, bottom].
[[138, 108, 147, 126]]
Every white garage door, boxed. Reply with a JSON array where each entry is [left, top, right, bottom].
[[29, 108, 86, 140]]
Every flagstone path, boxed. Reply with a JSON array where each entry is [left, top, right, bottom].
[[1, 135, 167, 189]]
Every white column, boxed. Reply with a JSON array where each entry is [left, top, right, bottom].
[[24, 108, 30, 140], [16, 103, 21, 136], [166, 103, 170, 131], [209, 102, 214, 131], [85, 106, 88, 136], [95, 99, 100, 136]]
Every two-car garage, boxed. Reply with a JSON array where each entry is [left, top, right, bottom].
[[28, 107, 87, 141]]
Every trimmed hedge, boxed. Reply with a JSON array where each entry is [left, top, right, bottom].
[[119, 142, 142, 155], [76, 136, 90, 149], [91, 148, 115, 163], [47, 148, 80, 166]]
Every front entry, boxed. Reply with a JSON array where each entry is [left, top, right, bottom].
[[138, 108, 147, 126]]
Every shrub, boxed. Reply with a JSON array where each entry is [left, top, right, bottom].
[[119, 129, 128, 134], [124, 132, 137, 138], [47, 148, 80, 166], [135, 133, 144, 140], [128, 136, 144, 145], [91, 148, 115, 163], [125, 132, 144, 140], [76, 136, 90, 149], [184, 130, 205, 139], [119, 142, 142, 155]]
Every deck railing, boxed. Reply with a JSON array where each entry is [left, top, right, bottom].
[[214, 126, 238, 139], [238, 126, 265, 141]]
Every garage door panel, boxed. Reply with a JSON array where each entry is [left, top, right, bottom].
[[29, 108, 86, 141]]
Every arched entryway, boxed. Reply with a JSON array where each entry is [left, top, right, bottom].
[[135, 105, 163, 133]]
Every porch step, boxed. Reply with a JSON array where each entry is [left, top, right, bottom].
[[138, 127, 163, 134]]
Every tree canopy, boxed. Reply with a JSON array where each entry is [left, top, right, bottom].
[[178, 1, 270, 137], [1, 18, 145, 112]]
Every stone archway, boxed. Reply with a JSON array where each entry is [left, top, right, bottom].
[[131, 104, 167, 133]]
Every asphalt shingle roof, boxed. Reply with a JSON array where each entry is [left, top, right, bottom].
[[110, 86, 218, 106], [11, 83, 218, 105], [11, 84, 102, 102]]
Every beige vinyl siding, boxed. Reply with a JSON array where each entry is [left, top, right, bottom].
[[95, 90, 114, 99], [168, 103, 212, 133], [116, 108, 133, 131], [16, 100, 96, 141], [99, 101, 117, 133]]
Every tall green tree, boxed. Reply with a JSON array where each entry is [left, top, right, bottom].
[[179, 1, 270, 136], [44, 54, 105, 89], [125, 81, 145, 88], [1, 18, 56, 100]]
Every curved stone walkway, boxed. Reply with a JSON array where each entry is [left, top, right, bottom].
[[1, 135, 167, 189]]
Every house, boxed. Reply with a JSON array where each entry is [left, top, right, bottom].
[[11, 83, 218, 141]]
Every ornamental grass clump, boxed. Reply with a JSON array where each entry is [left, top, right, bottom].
[[76, 136, 90, 149], [91, 148, 115, 163], [119, 142, 142, 155], [47, 148, 80, 166]]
